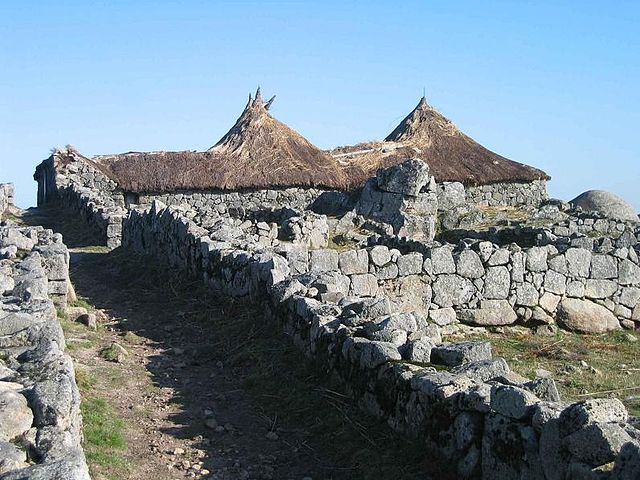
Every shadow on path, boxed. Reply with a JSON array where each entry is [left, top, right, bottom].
[[21, 206, 429, 480]]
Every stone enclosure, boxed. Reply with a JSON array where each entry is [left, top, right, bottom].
[[120, 199, 640, 480], [28, 148, 640, 479]]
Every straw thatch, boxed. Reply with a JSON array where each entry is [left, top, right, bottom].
[[87, 89, 347, 193], [334, 96, 550, 188]]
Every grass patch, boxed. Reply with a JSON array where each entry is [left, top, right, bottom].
[[75, 366, 97, 392], [82, 398, 126, 448], [122, 330, 145, 345], [99, 343, 126, 362], [56, 307, 68, 322], [81, 397, 129, 477], [448, 327, 640, 415]]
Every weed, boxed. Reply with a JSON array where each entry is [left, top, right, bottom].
[[122, 331, 145, 345], [69, 297, 94, 312]]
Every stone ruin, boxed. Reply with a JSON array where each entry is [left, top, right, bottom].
[[21, 124, 640, 479], [354, 158, 439, 240]]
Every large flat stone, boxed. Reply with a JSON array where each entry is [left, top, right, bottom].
[[557, 298, 620, 333]]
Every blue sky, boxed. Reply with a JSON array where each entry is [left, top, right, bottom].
[[1, 1, 638, 209]]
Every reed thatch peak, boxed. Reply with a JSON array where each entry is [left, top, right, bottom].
[[385, 96, 458, 144], [335, 95, 550, 187]]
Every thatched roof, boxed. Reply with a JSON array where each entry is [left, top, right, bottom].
[[334, 96, 550, 188], [82, 89, 347, 193]]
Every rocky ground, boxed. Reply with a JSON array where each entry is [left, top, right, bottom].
[[18, 206, 427, 480]]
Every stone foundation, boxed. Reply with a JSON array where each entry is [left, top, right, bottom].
[[139, 187, 352, 218]]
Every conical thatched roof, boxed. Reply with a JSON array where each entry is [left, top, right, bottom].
[[335, 96, 550, 188], [205, 88, 346, 188], [83, 89, 347, 193]]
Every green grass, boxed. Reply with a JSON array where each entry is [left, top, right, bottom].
[[77, 354, 130, 476], [81, 397, 129, 476], [56, 307, 68, 322], [122, 330, 145, 345], [75, 366, 97, 392], [447, 327, 640, 415], [82, 398, 126, 448], [99, 344, 125, 362]]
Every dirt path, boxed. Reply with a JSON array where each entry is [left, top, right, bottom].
[[20, 206, 427, 480]]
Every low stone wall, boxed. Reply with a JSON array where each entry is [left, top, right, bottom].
[[35, 152, 124, 209], [550, 209, 640, 240], [0, 184, 15, 218], [138, 186, 352, 218], [57, 184, 125, 249], [362, 231, 640, 332], [122, 201, 640, 480], [34, 152, 125, 248], [0, 225, 89, 479], [466, 180, 548, 207]]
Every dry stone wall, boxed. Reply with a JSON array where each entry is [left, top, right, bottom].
[[366, 228, 640, 332], [35, 153, 126, 248], [466, 180, 548, 207], [122, 201, 640, 480], [138, 187, 351, 219], [0, 225, 89, 479]]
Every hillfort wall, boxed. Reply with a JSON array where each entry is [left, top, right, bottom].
[[28, 152, 640, 478], [465, 179, 548, 207]]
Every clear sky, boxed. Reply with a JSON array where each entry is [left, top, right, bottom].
[[1, 1, 638, 209]]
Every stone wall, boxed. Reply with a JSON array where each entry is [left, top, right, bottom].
[[35, 153, 126, 248], [138, 187, 352, 218], [466, 180, 548, 207], [551, 209, 640, 239], [363, 231, 640, 332], [0, 225, 89, 479], [121, 201, 640, 480], [56, 183, 125, 249], [0, 184, 15, 218], [354, 159, 439, 240]]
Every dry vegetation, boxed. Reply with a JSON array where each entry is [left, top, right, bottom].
[[446, 327, 640, 416]]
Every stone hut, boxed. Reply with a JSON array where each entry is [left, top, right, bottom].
[[34, 91, 550, 244], [332, 96, 550, 207]]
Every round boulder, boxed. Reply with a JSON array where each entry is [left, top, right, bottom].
[[556, 298, 620, 334], [570, 190, 638, 222]]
